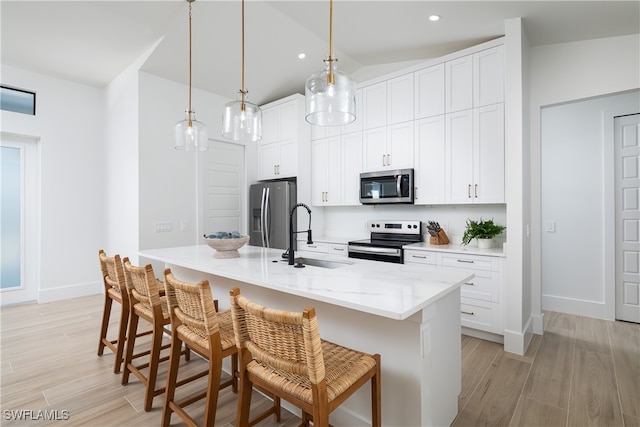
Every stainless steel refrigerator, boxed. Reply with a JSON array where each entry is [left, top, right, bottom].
[[249, 180, 296, 251]]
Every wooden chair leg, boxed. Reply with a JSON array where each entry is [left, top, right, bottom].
[[372, 355, 381, 427], [161, 333, 184, 427], [144, 318, 164, 411], [231, 353, 239, 393], [113, 301, 129, 374], [236, 373, 254, 427], [203, 356, 222, 427], [97, 296, 113, 356], [121, 310, 139, 386]]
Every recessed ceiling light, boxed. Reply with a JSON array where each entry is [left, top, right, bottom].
[[298, 53, 306, 59], [429, 15, 440, 22]]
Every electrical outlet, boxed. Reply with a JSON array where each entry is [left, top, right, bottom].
[[180, 220, 188, 231], [154, 222, 172, 233]]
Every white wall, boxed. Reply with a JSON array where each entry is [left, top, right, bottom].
[[1, 65, 105, 302], [540, 90, 640, 318], [137, 72, 233, 271], [530, 33, 640, 319]]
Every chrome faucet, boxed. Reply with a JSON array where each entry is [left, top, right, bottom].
[[288, 203, 312, 266]]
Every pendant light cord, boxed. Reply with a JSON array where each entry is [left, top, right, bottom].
[[187, 0, 194, 126], [240, 0, 247, 109], [326, 0, 335, 85]]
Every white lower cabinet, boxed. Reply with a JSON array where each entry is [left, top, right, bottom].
[[405, 249, 504, 336]]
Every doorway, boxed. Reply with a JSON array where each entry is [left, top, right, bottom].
[[199, 139, 246, 236], [615, 113, 640, 322], [1, 133, 38, 305]]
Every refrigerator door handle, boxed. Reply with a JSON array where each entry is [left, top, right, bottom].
[[263, 187, 271, 248], [260, 188, 267, 247]]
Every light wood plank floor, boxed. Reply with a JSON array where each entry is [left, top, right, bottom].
[[1, 295, 638, 426]]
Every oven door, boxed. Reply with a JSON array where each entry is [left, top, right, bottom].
[[359, 169, 414, 204], [348, 245, 403, 263]]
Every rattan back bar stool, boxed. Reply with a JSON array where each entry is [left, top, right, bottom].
[[97, 249, 130, 374], [121, 260, 190, 411], [161, 269, 239, 427], [229, 287, 382, 427]]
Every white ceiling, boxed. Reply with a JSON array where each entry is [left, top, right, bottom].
[[2, 1, 638, 105]]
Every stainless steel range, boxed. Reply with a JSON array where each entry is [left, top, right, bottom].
[[348, 220, 422, 264]]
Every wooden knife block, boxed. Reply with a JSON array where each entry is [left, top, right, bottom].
[[429, 230, 450, 245]]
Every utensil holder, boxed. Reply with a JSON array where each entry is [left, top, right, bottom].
[[429, 230, 450, 245]]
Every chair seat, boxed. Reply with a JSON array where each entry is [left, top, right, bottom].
[[133, 296, 171, 322], [175, 309, 237, 352], [247, 340, 377, 405]]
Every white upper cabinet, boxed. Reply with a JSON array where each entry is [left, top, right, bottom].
[[473, 45, 504, 107], [362, 75, 414, 130], [362, 122, 414, 172], [447, 109, 475, 203], [361, 82, 387, 130], [414, 115, 445, 205], [341, 89, 363, 134], [446, 103, 504, 204], [445, 55, 473, 113], [474, 103, 505, 203], [311, 133, 362, 206], [445, 45, 505, 113], [387, 74, 414, 124], [414, 63, 445, 119], [258, 96, 303, 180], [341, 132, 363, 205]]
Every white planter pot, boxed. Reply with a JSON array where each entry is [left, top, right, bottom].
[[476, 238, 494, 249]]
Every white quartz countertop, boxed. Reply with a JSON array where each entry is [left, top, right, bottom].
[[139, 245, 473, 321]]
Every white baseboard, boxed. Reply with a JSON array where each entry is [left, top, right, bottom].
[[503, 315, 534, 356], [461, 327, 504, 344], [532, 312, 545, 334], [542, 294, 608, 319], [38, 281, 102, 303]]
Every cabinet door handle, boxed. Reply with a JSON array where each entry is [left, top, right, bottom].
[[461, 310, 475, 316], [468, 184, 472, 198], [307, 245, 317, 248], [332, 247, 345, 252], [414, 187, 418, 200], [277, 164, 280, 174], [457, 259, 474, 264], [475, 184, 478, 198], [411, 255, 427, 259], [464, 281, 475, 286], [387, 154, 391, 166], [382, 154, 386, 166]]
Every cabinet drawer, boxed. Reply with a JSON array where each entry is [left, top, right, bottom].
[[460, 297, 493, 331], [441, 253, 494, 271], [298, 242, 328, 253], [328, 243, 348, 258], [460, 273, 499, 302], [404, 250, 437, 265]]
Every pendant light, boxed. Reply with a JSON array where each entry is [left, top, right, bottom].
[[175, 0, 208, 151], [222, 0, 261, 142], [305, 0, 356, 126]]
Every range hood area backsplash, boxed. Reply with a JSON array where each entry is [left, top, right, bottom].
[[318, 204, 507, 246]]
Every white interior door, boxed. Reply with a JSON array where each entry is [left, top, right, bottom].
[[201, 139, 246, 236], [616, 113, 640, 322], [1, 133, 38, 306]]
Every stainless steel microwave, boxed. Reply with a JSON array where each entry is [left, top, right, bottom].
[[359, 169, 414, 204]]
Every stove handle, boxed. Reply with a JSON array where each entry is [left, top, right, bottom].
[[348, 246, 402, 256]]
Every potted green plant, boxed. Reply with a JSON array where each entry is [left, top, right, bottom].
[[461, 218, 506, 248]]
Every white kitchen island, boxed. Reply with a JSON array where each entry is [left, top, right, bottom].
[[139, 244, 473, 427]]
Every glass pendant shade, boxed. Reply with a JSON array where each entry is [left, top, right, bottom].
[[305, 60, 356, 126], [222, 98, 262, 142], [174, 111, 208, 151]]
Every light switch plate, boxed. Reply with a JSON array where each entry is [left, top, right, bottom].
[[154, 222, 172, 232], [545, 221, 556, 233]]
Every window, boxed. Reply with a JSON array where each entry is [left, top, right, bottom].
[[1, 85, 36, 115]]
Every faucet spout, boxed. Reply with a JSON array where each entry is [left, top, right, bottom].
[[288, 203, 312, 266]]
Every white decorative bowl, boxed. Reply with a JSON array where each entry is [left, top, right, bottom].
[[203, 235, 250, 259]]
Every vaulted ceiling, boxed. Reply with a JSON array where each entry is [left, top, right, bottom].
[[2, 1, 638, 105]]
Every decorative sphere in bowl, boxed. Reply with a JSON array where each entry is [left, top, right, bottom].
[[203, 234, 250, 259]]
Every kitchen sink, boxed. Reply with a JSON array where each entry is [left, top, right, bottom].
[[279, 257, 353, 269]]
